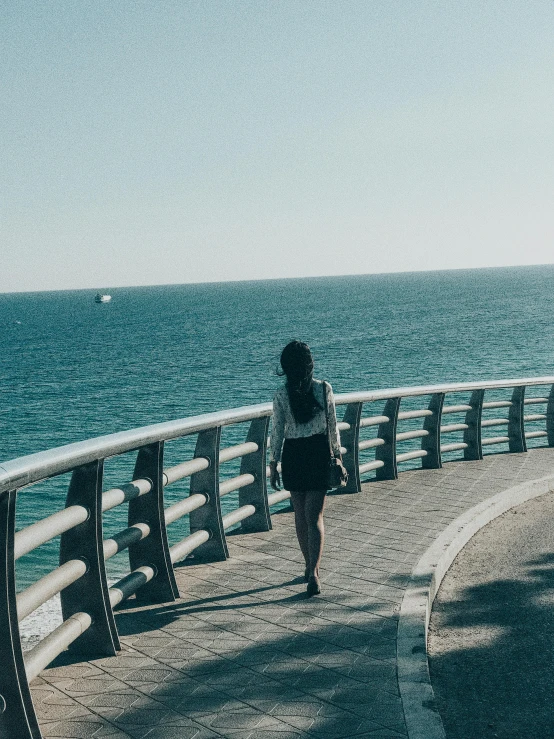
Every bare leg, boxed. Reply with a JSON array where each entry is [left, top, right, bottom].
[[304, 490, 327, 578], [290, 491, 309, 572]]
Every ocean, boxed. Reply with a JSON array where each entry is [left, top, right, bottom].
[[2, 266, 554, 641]]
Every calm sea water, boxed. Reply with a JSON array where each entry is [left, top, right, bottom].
[[1, 266, 554, 635]]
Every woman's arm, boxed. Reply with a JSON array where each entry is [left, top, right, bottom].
[[325, 382, 342, 458], [269, 391, 285, 463]]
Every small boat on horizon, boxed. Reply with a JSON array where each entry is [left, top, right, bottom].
[[95, 293, 112, 303]]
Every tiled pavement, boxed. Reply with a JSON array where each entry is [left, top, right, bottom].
[[31, 447, 554, 739]]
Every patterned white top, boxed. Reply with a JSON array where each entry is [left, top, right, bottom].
[[270, 379, 342, 463]]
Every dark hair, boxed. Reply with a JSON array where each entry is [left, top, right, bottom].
[[278, 340, 322, 424]]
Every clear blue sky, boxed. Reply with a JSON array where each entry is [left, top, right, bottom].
[[2, 1, 553, 292]]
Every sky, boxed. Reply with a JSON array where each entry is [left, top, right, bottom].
[[2, 1, 554, 293]]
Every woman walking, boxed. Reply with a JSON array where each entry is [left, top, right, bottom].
[[269, 340, 343, 596]]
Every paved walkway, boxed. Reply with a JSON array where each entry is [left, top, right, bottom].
[[30, 447, 554, 739]]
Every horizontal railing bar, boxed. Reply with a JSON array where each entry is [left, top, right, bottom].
[[359, 415, 389, 428], [103, 523, 150, 561], [482, 401, 512, 409], [442, 404, 472, 414], [524, 397, 548, 405], [440, 442, 469, 453], [14, 505, 89, 561], [481, 436, 510, 446], [525, 431, 548, 439], [397, 450, 428, 463], [396, 430, 429, 442], [219, 442, 258, 464], [524, 414, 547, 422], [5, 377, 554, 493], [0, 405, 273, 493], [358, 438, 385, 451], [267, 489, 291, 506], [102, 478, 152, 512], [164, 494, 207, 526], [24, 611, 92, 682], [163, 458, 209, 486], [4, 377, 554, 496], [440, 423, 469, 433], [359, 459, 385, 474], [222, 505, 256, 530], [397, 410, 433, 420], [219, 473, 255, 497], [108, 566, 156, 608], [16, 559, 87, 623], [481, 418, 509, 428], [337, 421, 350, 431], [338, 378, 554, 405], [169, 530, 211, 564]]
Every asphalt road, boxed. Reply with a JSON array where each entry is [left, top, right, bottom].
[[428, 491, 554, 739]]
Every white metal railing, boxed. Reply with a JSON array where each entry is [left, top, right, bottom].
[[1, 376, 554, 738]]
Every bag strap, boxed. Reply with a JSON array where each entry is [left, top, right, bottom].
[[322, 381, 334, 458]]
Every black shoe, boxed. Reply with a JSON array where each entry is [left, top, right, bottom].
[[307, 576, 321, 596]]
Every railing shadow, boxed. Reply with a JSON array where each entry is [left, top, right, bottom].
[[44, 572, 403, 737], [115, 576, 310, 629]]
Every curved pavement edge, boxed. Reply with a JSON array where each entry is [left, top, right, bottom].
[[396, 471, 554, 739]]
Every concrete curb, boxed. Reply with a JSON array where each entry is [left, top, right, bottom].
[[397, 473, 554, 739]]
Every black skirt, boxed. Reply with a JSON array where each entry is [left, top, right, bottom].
[[281, 434, 329, 492]]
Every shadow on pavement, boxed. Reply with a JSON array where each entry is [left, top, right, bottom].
[[429, 530, 554, 738]]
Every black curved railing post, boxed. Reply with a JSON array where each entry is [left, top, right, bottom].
[[376, 397, 401, 480], [0, 489, 41, 739], [239, 417, 272, 533], [508, 386, 527, 453], [464, 389, 484, 460], [340, 402, 362, 492], [547, 384, 554, 447], [422, 393, 445, 469], [60, 461, 120, 655], [188, 427, 228, 562], [128, 442, 179, 604]]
